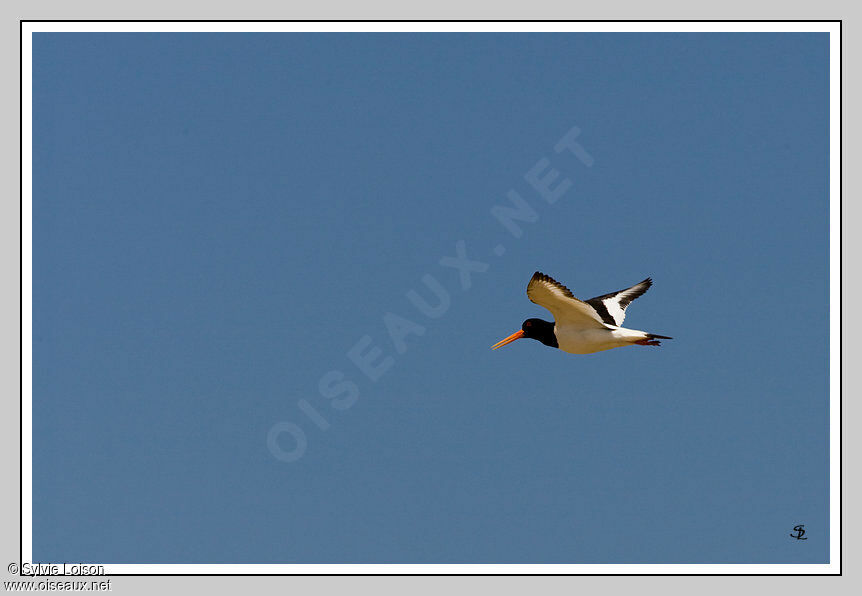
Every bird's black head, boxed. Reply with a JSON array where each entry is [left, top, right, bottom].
[[521, 318, 558, 348], [492, 318, 558, 350]]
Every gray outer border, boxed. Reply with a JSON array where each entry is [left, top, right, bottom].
[[4, 1, 851, 594]]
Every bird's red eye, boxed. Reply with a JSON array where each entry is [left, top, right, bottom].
[[525, 321, 532, 327]]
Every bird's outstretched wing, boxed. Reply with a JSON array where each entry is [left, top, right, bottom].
[[584, 278, 652, 327], [527, 272, 607, 329]]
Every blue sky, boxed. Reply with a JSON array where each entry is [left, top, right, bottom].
[[32, 32, 829, 564]]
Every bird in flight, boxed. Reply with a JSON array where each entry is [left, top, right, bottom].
[[492, 272, 672, 355]]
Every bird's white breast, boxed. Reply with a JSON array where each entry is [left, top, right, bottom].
[[554, 325, 643, 354]]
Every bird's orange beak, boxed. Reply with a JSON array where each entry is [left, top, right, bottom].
[[491, 329, 525, 350]]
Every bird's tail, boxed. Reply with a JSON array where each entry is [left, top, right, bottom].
[[646, 333, 673, 340], [633, 332, 673, 347]]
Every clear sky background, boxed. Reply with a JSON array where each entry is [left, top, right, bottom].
[[32, 32, 829, 564]]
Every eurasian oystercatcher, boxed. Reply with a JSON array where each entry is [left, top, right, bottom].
[[492, 272, 672, 355]]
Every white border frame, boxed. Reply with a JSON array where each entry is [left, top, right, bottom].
[[21, 20, 841, 575]]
